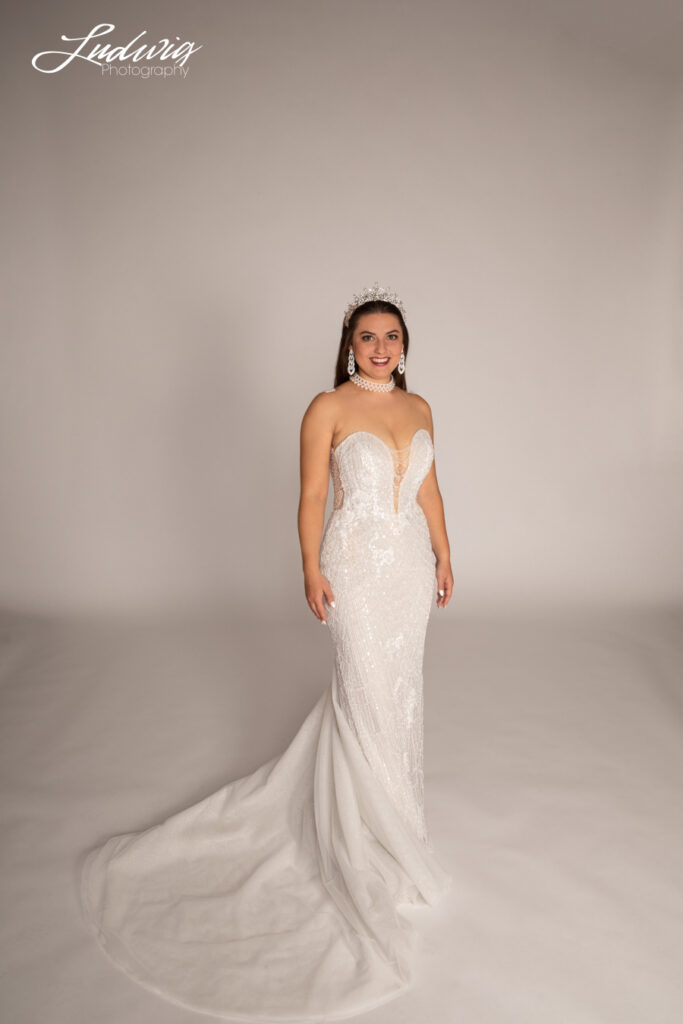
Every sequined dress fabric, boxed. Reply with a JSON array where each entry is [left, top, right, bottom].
[[79, 424, 451, 1022]]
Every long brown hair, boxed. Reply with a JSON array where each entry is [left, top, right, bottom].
[[333, 300, 409, 390]]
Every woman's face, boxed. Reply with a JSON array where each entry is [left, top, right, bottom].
[[351, 313, 403, 380]]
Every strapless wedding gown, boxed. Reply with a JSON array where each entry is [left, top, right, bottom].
[[79, 423, 452, 1022]]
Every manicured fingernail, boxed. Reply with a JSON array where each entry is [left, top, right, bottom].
[[330, 601, 335, 607], [321, 620, 327, 626], [438, 589, 444, 595]]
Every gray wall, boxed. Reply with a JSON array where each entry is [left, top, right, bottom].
[[3, 0, 682, 615]]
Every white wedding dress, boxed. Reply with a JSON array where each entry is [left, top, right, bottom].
[[80, 421, 452, 1022]]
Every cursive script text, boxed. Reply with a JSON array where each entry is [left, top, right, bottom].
[[32, 23, 202, 73]]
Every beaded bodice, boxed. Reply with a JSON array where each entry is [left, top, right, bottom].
[[329, 428, 433, 517]]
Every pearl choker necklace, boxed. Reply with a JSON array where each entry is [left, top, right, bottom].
[[348, 371, 395, 392]]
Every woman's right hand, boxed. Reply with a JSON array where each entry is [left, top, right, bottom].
[[304, 568, 335, 625]]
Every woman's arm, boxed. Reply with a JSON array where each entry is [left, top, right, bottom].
[[415, 400, 454, 609], [298, 393, 336, 623]]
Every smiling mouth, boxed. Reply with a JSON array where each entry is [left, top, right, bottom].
[[370, 357, 389, 365]]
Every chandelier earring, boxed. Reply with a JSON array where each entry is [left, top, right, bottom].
[[397, 347, 405, 374], [347, 347, 355, 375]]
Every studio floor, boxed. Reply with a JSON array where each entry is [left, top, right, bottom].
[[1, 603, 682, 1023]]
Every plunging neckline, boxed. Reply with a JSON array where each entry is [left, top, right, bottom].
[[331, 428, 430, 457]]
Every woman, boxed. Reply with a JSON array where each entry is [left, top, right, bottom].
[[80, 283, 454, 1022]]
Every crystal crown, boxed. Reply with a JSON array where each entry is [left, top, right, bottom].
[[343, 281, 406, 327]]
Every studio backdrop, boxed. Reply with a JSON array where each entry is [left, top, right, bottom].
[[3, 0, 682, 616]]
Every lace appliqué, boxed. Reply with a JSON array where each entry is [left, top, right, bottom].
[[390, 446, 410, 514], [330, 449, 345, 510], [320, 430, 437, 847]]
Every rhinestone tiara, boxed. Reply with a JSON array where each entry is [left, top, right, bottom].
[[343, 281, 406, 327]]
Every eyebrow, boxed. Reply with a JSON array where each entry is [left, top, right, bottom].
[[359, 329, 400, 335]]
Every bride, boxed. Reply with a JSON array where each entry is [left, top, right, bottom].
[[80, 282, 454, 1022]]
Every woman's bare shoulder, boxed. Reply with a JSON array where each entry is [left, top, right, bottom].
[[303, 386, 339, 412], [300, 387, 342, 438], [406, 390, 432, 415]]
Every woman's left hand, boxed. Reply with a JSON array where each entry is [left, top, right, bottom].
[[435, 559, 453, 609]]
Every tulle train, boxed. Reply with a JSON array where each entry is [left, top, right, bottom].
[[80, 663, 452, 1021]]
